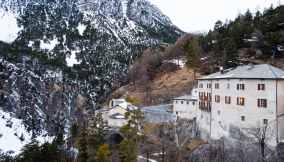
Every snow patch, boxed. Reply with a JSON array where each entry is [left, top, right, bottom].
[[164, 59, 185, 68], [28, 41, 34, 48], [121, 0, 128, 17], [40, 38, 58, 50], [66, 51, 81, 67], [0, 9, 22, 43], [138, 156, 157, 162], [0, 109, 53, 154], [77, 24, 86, 36], [127, 20, 137, 30]]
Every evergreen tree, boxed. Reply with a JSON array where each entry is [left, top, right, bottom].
[[70, 123, 79, 139], [77, 126, 88, 162], [118, 139, 137, 162], [223, 38, 238, 68], [17, 139, 41, 162], [39, 142, 60, 162], [87, 112, 108, 162], [125, 109, 144, 134], [96, 144, 110, 162], [184, 37, 201, 79], [118, 109, 144, 162], [16, 0, 83, 63]]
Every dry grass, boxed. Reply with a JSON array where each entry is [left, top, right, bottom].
[[186, 139, 207, 152], [109, 67, 198, 106]]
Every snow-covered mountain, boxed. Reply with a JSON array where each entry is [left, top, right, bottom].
[[0, 0, 182, 47], [0, 0, 183, 152], [0, 109, 52, 154]]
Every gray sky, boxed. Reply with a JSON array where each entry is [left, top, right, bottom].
[[149, 0, 282, 33]]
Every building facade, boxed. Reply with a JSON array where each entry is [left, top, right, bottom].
[[173, 95, 198, 120], [101, 98, 137, 128], [197, 64, 284, 145]]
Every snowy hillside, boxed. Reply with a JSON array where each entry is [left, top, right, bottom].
[[0, 109, 52, 154], [0, 9, 21, 43], [0, 0, 183, 154]]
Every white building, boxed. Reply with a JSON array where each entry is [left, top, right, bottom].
[[101, 99, 137, 128], [196, 64, 284, 145], [172, 95, 198, 120]]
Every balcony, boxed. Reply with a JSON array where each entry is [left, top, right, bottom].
[[199, 101, 211, 112]]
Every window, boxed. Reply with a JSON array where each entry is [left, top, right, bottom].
[[237, 97, 245, 106], [225, 96, 231, 104], [181, 101, 184, 104], [237, 84, 245, 90], [227, 83, 230, 89], [207, 92, 212, 101], [199, 92, 206, 100], [263, 119, 268, 125], [257, 99, 267, 108], [187, 101, 189, 104], [207, 83, 212, 88], [217, 110, 221, 115], [199, 83, 203, 88], [176, 111, 178, 115], [215, 95, 220, 103], [192, 102, 195, 106], [258, 84, 265, 91], [215, 83, 220, 89], [241, 116, 245, 121]]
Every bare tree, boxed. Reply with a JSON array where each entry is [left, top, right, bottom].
[[248, 123, 275, 162]]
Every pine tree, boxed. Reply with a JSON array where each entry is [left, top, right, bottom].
[[118, 109, 144, 162], [96, 144, 110, 162], [223, 38, 238, 68], [184, 37, 201, 79], [17, 139, 41, 162], [118, 139, 138, 162], [87, 112, 109, 162], [77, 126, 88, 162], [40, 142, 60, 162]]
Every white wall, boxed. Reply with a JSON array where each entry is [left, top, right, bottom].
[[173, 99, 198, 119], [197, 80, 212, 139], [198, 79, 279, 145], [197, 111, 211, 139], [278, 116, 284, 142], [101, 107, 128, 128], [277, 80, 284, 142]]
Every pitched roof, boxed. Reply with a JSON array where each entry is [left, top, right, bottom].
[[173, 95, 197, 100], [109, 113, 125, 119], [199, 64, 284, 80]]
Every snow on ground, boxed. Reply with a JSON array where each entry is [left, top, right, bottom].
[[121, 0, 128, 17], [40, 38, 58, 50], [66, 51, 81, 67], [138, 155, 157, 162], [0, 9, 22, 43], [77, 24, 87, 36], [0, 109, 53, 154], [164, 59, 186, 68]]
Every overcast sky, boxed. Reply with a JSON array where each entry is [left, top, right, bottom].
[[149, 0, 282, 33]]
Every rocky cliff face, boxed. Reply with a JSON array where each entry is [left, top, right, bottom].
[[0, 0, 183, 152]]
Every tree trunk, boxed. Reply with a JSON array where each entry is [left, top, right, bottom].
[[193, 69, 196, 80], [162, 143, 165, 162], [261, 140, 265, 162]]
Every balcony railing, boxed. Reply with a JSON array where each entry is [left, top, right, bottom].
[[199, 101, 211, 112]]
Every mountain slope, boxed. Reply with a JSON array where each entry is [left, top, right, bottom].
[[0, 0, 183, 152]]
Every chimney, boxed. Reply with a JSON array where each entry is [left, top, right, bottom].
[[219, 66, 224, 74], [248, 63, 254, 70]]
